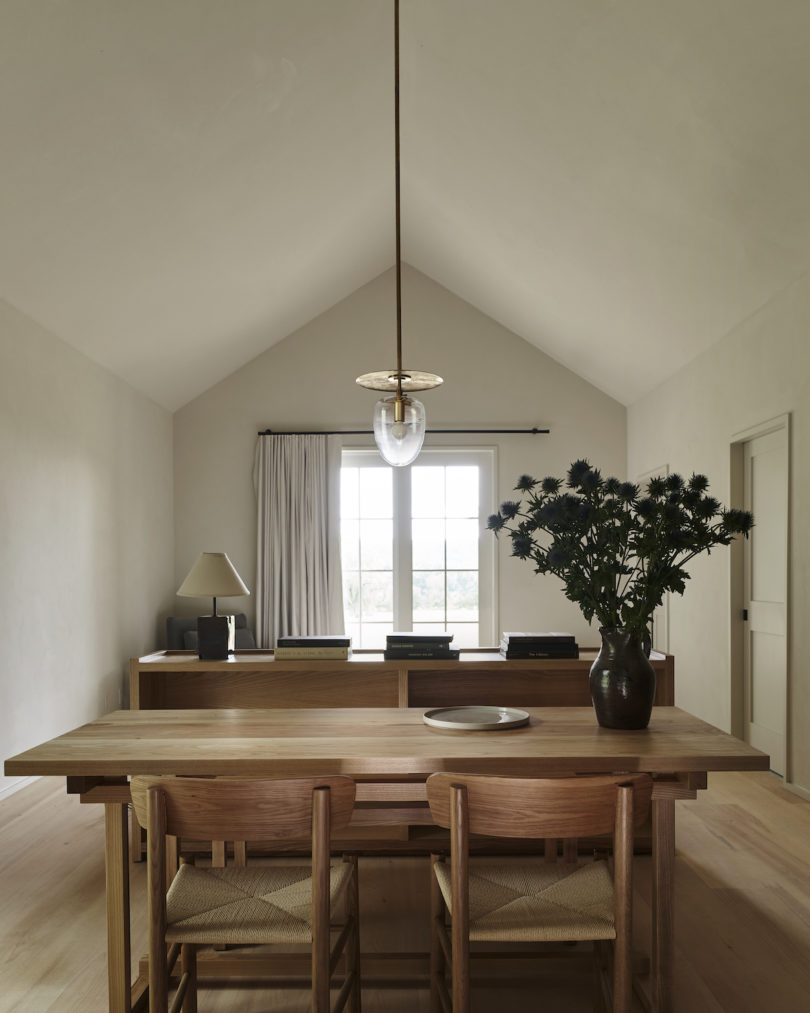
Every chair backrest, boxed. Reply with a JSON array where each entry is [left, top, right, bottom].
[[130, 775, 356, 841], [426, 772, 652, 839]]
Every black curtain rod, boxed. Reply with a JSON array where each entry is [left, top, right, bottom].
[[258, 427, 549, 436]]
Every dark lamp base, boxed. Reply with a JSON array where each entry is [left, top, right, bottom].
[[196, 615, 235, 660]]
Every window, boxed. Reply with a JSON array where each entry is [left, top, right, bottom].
[[340, 448, 496, 649]]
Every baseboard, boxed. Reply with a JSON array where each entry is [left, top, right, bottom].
[[0, 775, 41, 802], [784, 778, 810, 803]]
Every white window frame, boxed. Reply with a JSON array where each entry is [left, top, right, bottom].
[[341, 446, 497, 646]]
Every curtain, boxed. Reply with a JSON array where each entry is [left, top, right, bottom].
[[253, 434, 344, 648]]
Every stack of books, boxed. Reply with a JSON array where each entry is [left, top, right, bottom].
[[499, 632, 579, 659], [384, 632, 460, 660], [274, 636, 352, 660]]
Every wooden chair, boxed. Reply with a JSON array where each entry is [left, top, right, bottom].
[[130, 775, 361, 1013], [425, 772, 653, 1013]]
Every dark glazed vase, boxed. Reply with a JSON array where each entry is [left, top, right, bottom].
[[589, 627, 656, 729]]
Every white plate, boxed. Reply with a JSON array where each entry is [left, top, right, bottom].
[[422, 706, 530, 731]]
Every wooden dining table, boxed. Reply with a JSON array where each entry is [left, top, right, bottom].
[[5, 705, 769, 1013]]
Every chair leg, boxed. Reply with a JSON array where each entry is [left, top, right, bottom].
[[181, 944, 198, 1013], [592, 940, 610, 1013], [613, 933, 632, 1013], [345, 855, 362, 1013], [429, 855, 446, 1013], [312, 790, 331, 1013]]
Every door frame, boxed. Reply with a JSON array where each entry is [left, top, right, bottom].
[[729, 413, 790, 778], [636, 463, 670, 653]]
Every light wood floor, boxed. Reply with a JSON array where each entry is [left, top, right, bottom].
[[1, 771, 809, 1012]]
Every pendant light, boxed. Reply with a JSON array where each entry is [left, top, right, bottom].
[[356, 0, 442, 467]]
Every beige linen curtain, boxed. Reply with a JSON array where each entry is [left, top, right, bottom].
[[253, 434, 344, 647]]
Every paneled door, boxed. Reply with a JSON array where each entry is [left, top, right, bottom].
[[743, 426, 788, 775]]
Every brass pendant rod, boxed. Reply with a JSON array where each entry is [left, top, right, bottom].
[[394, 0, 403, 402], [354, 3, 440, 402]]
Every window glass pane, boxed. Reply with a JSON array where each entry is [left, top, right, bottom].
[[342, 571, 361, 621], [447, 622, 478, 648], [360, 518, 392, 570], [411, 466, 445, 518], [412, 518, 445, 569], [360, 623, 391, 650], [341, 517, 359, 570], [341, 448, 493, 647], [341, 467, 359, 518], [446, 519, 478, 569], [446, 466, 478, 518], [413, 622, 449, 636], [413, 570, 445, 622], [446, 571, 478, 622], [359, 468, 392, 518], [344, 621, 361, 646], [360, 572, 393, 620]]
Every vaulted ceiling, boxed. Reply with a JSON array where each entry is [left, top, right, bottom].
[[2, 1, 809, 411]]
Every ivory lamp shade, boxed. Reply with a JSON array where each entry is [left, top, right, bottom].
[[176, 552, 250, 599]]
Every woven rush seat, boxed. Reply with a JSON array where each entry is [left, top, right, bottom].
[[433, 856, 616, 942], [166, 861, 354, 945]]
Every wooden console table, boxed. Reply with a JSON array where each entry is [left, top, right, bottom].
[[128, 648, 674, 857], [130, 647, 675, 712]]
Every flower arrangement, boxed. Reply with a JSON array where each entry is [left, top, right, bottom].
[[488, 459, 753, 634]]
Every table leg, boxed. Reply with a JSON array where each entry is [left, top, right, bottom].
[[651, 796, 675, 1013], [105, 802, 132, 1013]]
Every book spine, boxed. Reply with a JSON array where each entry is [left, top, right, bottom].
[[384, 649, 460, 660], [273, 647, 351, 659], [503, 639, 577, 647], [276, 639, 351, 648], [386, 641, 453, 650], [500, 650, 580, 659]]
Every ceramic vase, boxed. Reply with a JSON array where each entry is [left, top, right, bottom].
[[589, 626, 656, 729]]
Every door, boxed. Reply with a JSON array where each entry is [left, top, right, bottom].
[[743, 427, 788, 775]]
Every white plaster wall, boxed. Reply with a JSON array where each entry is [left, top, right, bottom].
[[0, 302, 174, 796], [628, 272, 810, 793], [173, 266, 626, 648]]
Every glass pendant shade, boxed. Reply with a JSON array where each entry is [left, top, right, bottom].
[[373, 394, 426, 467]]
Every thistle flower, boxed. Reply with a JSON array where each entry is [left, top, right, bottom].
[[547, 544, 572, 569], [722, 509, 755, 534], [635, 497, 655, 519], [579, 467, 603, 493], [695, 496, 720, 519], [567, 459, 593, 487], [647, 476, 667, 498], [487, 513, 506, 532], [510, 532, 534, 559]]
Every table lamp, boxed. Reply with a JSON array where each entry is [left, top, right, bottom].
[[176, 552, 250, 659]]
